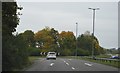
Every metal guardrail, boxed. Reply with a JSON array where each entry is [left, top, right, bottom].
[[87, 57, 120, 63]]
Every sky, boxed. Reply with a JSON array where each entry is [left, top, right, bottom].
[[15, 0, 118, 49]]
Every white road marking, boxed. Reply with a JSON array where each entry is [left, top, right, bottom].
[[63, 60, 70, 66], [50, 63, 54, 66], [85, 63, 93, 66], [66, 62, 69, 65], [62, 59, 75, 70], [72, 67, 75, 70]]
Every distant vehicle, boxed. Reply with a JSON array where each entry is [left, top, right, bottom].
[[46, 52, 56, 60], [111, 55, 120, 59]]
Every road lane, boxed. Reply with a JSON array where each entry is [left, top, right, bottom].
[[63, 58, 118, 71], [25, 58, 73, 71], [48, 58, 73, 71], [25, 57, 118, 71]]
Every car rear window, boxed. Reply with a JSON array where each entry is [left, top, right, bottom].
[[49, 53, 55, 54], [48, 52, 56, 55]]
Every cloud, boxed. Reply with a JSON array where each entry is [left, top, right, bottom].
[[16, 2, 118, 49]]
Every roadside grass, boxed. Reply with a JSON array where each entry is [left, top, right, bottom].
[[20, 56, 44, 71], [28, 56, 41, 63], [13, 56, 41, 71], [95, 54, 111, 58], [61, 56, 120, 68], [28, 56, 46, 64]]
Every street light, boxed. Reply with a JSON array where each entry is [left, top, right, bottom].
[[88, 8, 100, 59], [76, 22, 78, 57]]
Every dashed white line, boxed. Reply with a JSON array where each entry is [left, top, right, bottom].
[[63, 60, 70, 66], [64, 60, 66, 63], [63, 60, 69, 66], [84, 63, 93, 66], [72, 67, 75, 70], [62, 59, 76, 70], [50, 63, 54, 67], [66, 62, 69, 65]]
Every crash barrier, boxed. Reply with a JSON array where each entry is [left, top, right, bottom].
[[87, 57, 120, 63]]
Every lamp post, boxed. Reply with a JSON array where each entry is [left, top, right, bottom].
[[88, 8, 99, 59], [76, 22, 78, 57]]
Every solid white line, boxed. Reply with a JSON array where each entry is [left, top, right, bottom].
[[84, 63, 92, 66], [50, 63, 54, 66], [72, 67, 75, 70]]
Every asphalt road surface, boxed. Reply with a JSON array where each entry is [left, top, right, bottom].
[[25, 57, 118, 71]]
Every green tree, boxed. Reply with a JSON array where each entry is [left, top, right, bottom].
[[17, 31, 39, 56], [2, 2, 19, 36], [20, 30, 35, 47], [2, 2, 20, 71], [12, 34, 29, 69], [2, 2, 29, 71], [58, 31, 76, 56], [77, 34, 93, 51], [77, 31, 105, 56]]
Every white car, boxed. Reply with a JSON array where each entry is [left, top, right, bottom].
[[46, 52, 56, 60]]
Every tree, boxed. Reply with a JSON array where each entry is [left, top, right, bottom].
[[2, 2, 20, 36], [58, 31, 76, 55], [18, 30, 40, 56], [2, 2, 30, 71], [12, 34, 29, 69], [49, 28, 59, 52], [34, 27, 59, 52], [20, 30, 35, 47], [2, 2, 20, 71], [77, 31, 105, 56]]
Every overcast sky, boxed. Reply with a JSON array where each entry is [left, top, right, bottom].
[[15, 1, 118, 49]]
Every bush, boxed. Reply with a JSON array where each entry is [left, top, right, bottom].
[[61, 49, 72, 56], [77, 48, 90, 56], [28, 47, 40, 56]]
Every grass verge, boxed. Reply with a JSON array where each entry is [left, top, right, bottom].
[[21, 56, 44, 71], [28, 56, 41, 63]]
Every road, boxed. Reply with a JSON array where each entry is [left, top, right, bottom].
[[25, 57, 118, 71]]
